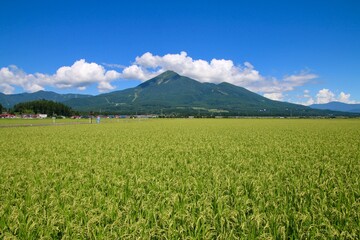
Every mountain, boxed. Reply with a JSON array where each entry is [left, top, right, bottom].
[[64, 71, 354, 116], [2, 71, 357, 116], [310, 102, 360, 113], [0, 90, 92, 108]]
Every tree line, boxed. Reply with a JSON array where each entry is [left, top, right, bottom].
[[12, 100, 76, 116]]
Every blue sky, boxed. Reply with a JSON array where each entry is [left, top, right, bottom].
[[1, 0, 359, 104]]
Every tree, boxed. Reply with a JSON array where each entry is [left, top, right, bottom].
[[0, 103, 3, 113], [13, 100, 75, 116]]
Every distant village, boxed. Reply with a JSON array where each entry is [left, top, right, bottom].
[[0, 113, 160, 119]]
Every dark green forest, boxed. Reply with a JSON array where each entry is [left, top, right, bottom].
[[13, 100, 75, 116]]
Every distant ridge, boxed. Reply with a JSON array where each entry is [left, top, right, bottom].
[[310, 102, 360, 113], [1, 71, 358, 116], [62, 71, 357, 116], [0, 90, 92, 108]]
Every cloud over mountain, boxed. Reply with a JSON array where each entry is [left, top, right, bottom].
[[296, 88, 358, 105], [1, 51, 356, 104], [121, 52, 318, 100]]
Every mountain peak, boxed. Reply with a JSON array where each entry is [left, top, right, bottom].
[[157, 70, 180, 78], [139, 70, 181, 87], [4, 71, 356, 116]]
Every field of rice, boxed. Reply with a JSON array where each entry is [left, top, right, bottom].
[[0, 119, 359, 239]]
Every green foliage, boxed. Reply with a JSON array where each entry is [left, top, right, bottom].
[[0, 119, 359, 238], [64, 71, 358, 116], [13, 99, 74, 116], [1, 72, 358, 116], [0, 103, 3, 112], [0, 90, 91, 108]]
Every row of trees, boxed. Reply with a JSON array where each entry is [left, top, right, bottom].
[[12, 100, 76, 116]]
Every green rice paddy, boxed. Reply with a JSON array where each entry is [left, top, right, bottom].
[[0, 119, 359, 239]]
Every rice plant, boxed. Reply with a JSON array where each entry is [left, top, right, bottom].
[[0, 119, 359, 239]]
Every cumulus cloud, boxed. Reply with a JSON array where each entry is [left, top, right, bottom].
[[0, 59, 121, 94], [298, 89, 357, 105], [0, 65, 45, 93], [124, 51, 264, 86], [97, 81, 116, 92], [315, 89, 336, 104], [0, 52, 319, 95], [263, 92, 284, 101], [0, 83, 15, 94], [0, 52, 332, 100], [53, 59, 120, 92], [120, 51, 320, 101], [121, 65, 160, 81], [338, 92, 352, 103], [316, 89, 356, 104], [257, 72, 318, 99]]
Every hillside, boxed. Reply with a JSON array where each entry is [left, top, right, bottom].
[[64, 71, 351, 116], [310, 102, 360, 113], [0, 90, 91, 109], [1, 71, 358, 116]]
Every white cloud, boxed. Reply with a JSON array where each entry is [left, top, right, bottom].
[[0, 52, 329, 100], [125, 51, 264, 86], [0, 59, 122, 94], [304, 98, 315, 105], [0, 53, 319, 95], [53, 59, 120, 91], [264, 92, 284, 101], [0, 65, 45, 93], [338, 92, 352, 103], [316, 89, 335, 104], [121, 52, 319, 101], [284, 72, 318, 83], [121, 65, 160, 81], [298, 89, 357, 105], [97, 81, 116, 93], [0, 83, 15, 94], [102, 63, 127, 69], [300, 89, 315, 105]]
